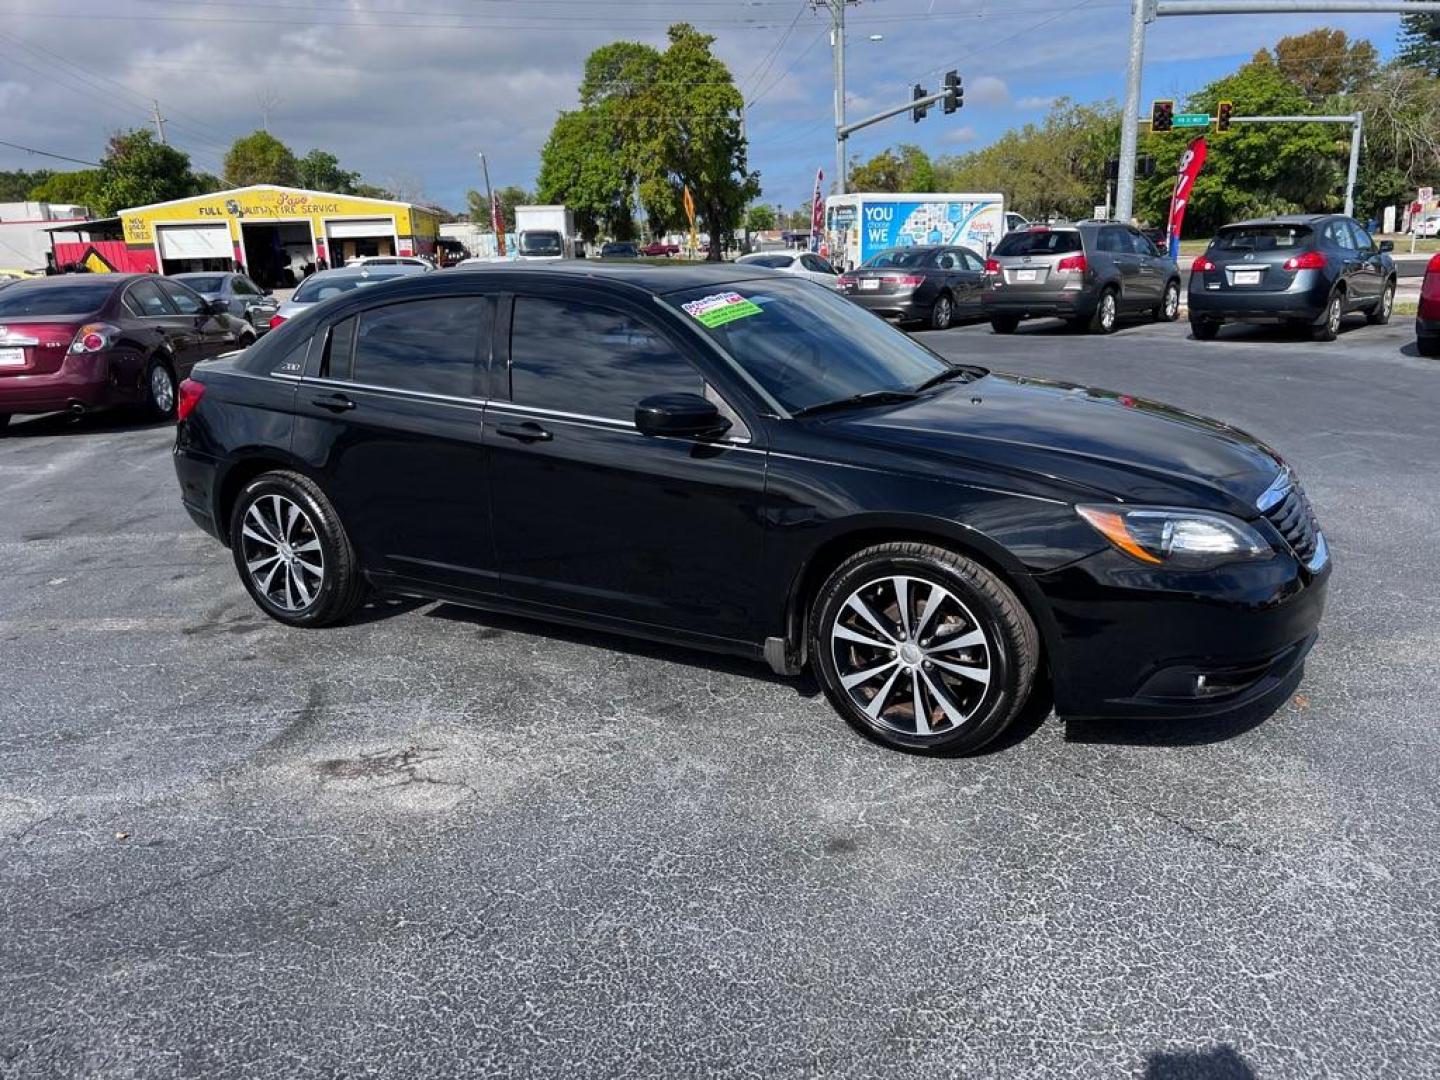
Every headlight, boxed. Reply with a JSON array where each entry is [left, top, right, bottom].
[[1075, 505, 1271, 569]]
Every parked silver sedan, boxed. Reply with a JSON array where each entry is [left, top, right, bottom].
[[269, 266, 424, 329], [173, 272, 280, 335]]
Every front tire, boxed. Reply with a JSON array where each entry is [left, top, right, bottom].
[[1089, 288, 1118, 334], [1155, 279, 1181, 322], [1313, 292, 1343, 341], [143, 357, 177, 420], [929, 293, 955, 330], [229, 470, 367, 628], [808, 542, 1040, 755], [1367, 280, 1395, 325]]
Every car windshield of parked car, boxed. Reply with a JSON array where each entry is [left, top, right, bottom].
[[861, 248, 934, 269], [1213, 225, 1311, 251], [519, 232, 563, 256], [292, 272, 405, 303], [0, 281, 113, 317], [742, 254, 794, 269], [176, 275, 225, 294], [992, 230, 1082, 256], [666, 278, 964, 414]]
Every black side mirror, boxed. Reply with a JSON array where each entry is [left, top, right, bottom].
[[1379, 240, 1394, 253], [635, 393, 731, 439], [208, 298, 229, 316]]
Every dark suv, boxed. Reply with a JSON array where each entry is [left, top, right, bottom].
[[174, 264, 1327, 755], [982, 222, 1181, 334], [1188, 215, 1396, 341]]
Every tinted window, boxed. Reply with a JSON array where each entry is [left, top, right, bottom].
[[960, 249, 987, 272], [745, 254, 794, 269], [666, 278, 954, 414], [1097, 228, 1129, 254], [293, 271, 406, 303], [0, 281, 114, 317], [127, 280, 177, 317], [351, 298, 487, 397], [992, 230, 1082, 256], [159, 279, 206, 315], [862, 248, 937, 268], [1348, 222, 1374, 251], [936, 251, 958, 270], [809, 255, 838, 275], [177, 275, 225, 293], [1130, 230, 1160, 257], [510, 298, 701, 421], [324, 316, 358, 378], [1324, 220, 1357, 250], [1213, 225, 1311, 251], [233, 276, 262, 296]]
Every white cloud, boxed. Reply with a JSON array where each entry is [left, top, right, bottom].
[[967, 75, 1011, 107], [939, 125, 978, 146], [1015, 95, 1055, 110]]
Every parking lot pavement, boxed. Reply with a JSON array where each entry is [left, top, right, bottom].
[[2, 316, 1438, 1079]]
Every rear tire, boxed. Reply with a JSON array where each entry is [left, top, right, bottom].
[[930, 293, 955, 330], [143, 357, 177, 420], [229, 470, 367, 628], [1155, 279, 1181, 322], [1312, 292, 1343, 342], [989, 315, 1019, 334], [1367, 281, 1395, 325], [808, 542, 1040, 755], [1089, 288, 1118, 334], [1190, 318, 1220, 340], [0, 413, 10, 435]]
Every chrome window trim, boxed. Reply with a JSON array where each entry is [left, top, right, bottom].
[[301, 375, 485, 408]]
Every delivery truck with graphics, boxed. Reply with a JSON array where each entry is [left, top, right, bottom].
[[823, 193, 1006, 272]]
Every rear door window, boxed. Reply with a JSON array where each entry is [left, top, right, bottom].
[[158, 279, 207, 316], [126, 280, 178, 317], [992, 230, 1082, 256], [509, 297, 703, 422], [1324, 220, 1357, 251], [960, 249, 986, 272], [349, 297, 488, 397], [1097, 227, 1130, 254], [1348, 222, 1375, 251]]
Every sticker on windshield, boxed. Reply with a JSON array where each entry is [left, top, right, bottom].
[[681, 291, 762, 328]]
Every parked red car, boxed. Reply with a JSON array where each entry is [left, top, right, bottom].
[[640, 241, 680, 257], [1418, 252, 1440, 357], [0, 274, 251, 430]]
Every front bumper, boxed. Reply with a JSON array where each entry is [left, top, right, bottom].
[[1035, 544, 1330, 720], [0, 353, 123, 416]]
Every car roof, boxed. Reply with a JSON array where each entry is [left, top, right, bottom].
[[1222, 214, 1330, 228], [439, 261, 779, 297]]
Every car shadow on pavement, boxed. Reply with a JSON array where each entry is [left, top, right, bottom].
[[422, 601, 823, 697], [1198, 319, 1367, 344], [1063, 668, 1300, 748], [2, 411, 170, 439], [1141, 1045, 1257, 1079]]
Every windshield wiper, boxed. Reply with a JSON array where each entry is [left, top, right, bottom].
[[914, 365, 984, 392], [790, 389, 918, 419]]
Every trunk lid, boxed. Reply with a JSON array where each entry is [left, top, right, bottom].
[[1197, 223, 1316, 295], [989, 228, 1083, 288], [0, 320, 80, 377]]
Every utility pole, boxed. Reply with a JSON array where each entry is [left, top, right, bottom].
[[151, 99, 167, 146], [822, 0, 859, 195], [478, 151, 504, 258], [1115, 0, 1440, 223]]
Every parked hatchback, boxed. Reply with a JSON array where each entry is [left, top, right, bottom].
[[174, 272, 279, 336], [983, 222, 1181, 334], [1188, 215, 1396, 341], [0, 274, 250, 429], [174, 264, 1328, 755], [836, 245, 987, 329]]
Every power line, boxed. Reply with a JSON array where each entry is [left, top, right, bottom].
[[0, 139, 102, 167]]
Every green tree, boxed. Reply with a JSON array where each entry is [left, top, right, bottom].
[[466, 185, 533, 231], [352, 182, 395, 199], [223, 130, 300, 187], [1351, 63, 1440, 217], [296, 149, 359, 194], [538, 108, 636, 241], [93, 129, 203, 216], [27, 169, 101, 207], [848, 145, 935, 192], [1398, 12, 1440, 75], [744, 204, 776, 231], [1, 169, 52, 200], [1250, 29, 1378, 105]]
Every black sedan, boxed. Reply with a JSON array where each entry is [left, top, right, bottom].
[[837, 245, 987, 329], [599, 242, 640, 259], [1188, 214, 1396, 341], [173, 272, 280, 335], [173, 264, 1328, 755]]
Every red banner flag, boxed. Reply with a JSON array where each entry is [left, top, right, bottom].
[[491, 192, 506, 258], [1166, 136, 1207, 259], [809, 168, 825, 253]]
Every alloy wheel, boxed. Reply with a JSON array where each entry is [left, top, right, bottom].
[[239, 494, 325, 612], [830, 574, 993, 738], [1328, 298, 1342, 335], [1099, 292, 1116, 331], [150, 365, 175, 414], [1163, 284, 1179, 320], [933, 296, 953, 330], [1382, 286, 1394, 319]]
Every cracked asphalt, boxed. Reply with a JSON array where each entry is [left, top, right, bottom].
[[2, 313, 1437, 1078]]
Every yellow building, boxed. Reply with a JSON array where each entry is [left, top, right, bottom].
[[113, 185, 442, 286]]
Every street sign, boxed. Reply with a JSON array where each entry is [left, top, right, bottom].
[[1419, 186, 1434, 202], [1173, 113, 1211, 128]]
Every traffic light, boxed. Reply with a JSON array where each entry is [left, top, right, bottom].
[[912, 84, 929, 123], [1151, 99, 1173, 132], [942, 70, 963, 114], [1217, 100, 1233, 132]]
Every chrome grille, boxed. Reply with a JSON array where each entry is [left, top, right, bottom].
[[1258, 470, 1325, 569]]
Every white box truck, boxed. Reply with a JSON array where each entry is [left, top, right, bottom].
[[514, 205, 576, 261], [823, 192, 1006, 271]]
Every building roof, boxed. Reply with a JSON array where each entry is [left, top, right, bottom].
[[42, 217, 121, 232], [117, 184, 432, 216]]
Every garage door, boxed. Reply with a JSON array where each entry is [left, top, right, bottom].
[[327, 218, 393, 239], [156, 224, 233, 260]]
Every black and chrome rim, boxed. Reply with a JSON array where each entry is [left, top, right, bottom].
[[1381, 285, 1394, 318], [1328, 297, 1342, 333], [1100, 293, 1116, 329], [240, 494, 324, 612], [1164, 284, 1179, 319], [830, 575, 993, 738], [150, 366, 175, 413], [935, 297, 952, 327]]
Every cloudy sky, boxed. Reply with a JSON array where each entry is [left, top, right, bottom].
[[0, 0, 1407, 212]]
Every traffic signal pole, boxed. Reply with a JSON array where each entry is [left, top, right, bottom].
[[1114, 0, 1440, 223]]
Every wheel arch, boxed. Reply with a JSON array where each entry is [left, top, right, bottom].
[[213, 452, 322, 547]]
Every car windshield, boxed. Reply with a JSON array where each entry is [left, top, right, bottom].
[[520, 232, 563, 255], [862, 248, 934, 269], [993, 230, 1082, 256], [0, 281, 113, 317], [665, 278, 969, 414], [742, 254, 794, 268], [292, 272, 405, 303], [177, 275, 225, 293], [1213, 225, 1312, 251]]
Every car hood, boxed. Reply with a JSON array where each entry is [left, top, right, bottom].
[[826, 372, 1284, 513]]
